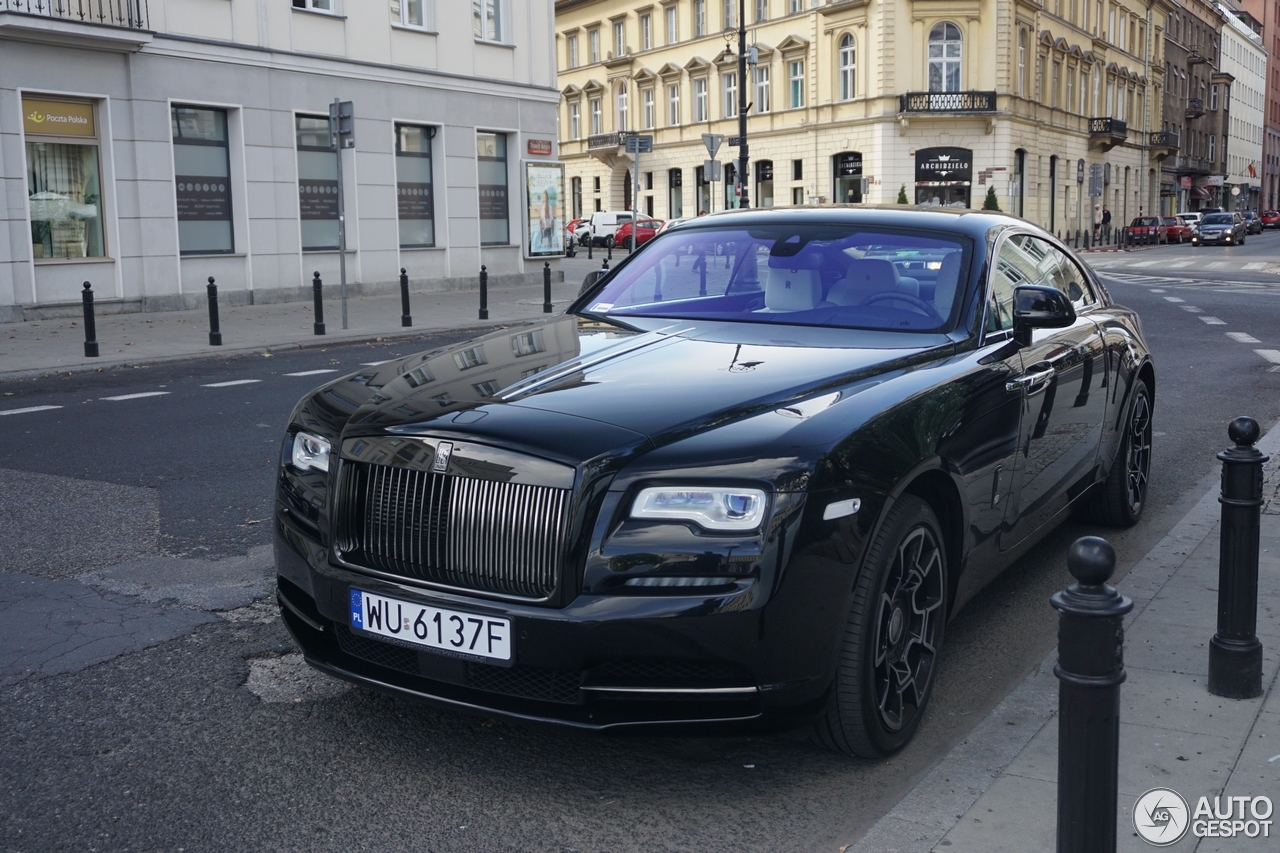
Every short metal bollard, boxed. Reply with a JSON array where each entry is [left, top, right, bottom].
[[399, 267, 412, 327], [81, 281, 99, 358], [1208, 416, 1268, 699], [601, 257, 609, 273], [206, 276, 222, 346], [587, 235, 593, 260], [312, 271, 326, 336], [479, 265, 489, 320], [542, 261, 553, 314], [1052, 536, 1133, 853], [607, 240, 613, 261]]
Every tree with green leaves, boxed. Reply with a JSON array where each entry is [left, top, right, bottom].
[[897, 184, 909, 204], [983, 185, 1001, 211]]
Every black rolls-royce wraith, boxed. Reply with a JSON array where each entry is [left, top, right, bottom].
[[274, 207, 1154, 757]]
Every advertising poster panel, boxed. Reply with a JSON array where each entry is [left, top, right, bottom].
[[524, 161, 565, 258]]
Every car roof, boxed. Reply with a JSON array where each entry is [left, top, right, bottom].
[[668, 204, 1039, 242]]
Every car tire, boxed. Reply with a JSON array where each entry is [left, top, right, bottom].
[[604, 235, 614, 249], [812, 494, 947, 758], [1085, 379, 1153, 527]]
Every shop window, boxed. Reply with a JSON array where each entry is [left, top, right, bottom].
[[572, 176, 582, 218], [756, 160, 774, 207], [477, 131, 509, 246], [24, 97, 106, 260], [172, 106, 233, 255], [395, 124, 435, 248], [668, 168, 683, 218], [833, 151, 863, 203], [296, 114, 339, 251]]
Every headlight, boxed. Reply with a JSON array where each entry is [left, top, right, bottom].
[[631, 487, 767, 531], [291, 432, 331, 472]]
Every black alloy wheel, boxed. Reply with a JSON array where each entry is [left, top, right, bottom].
[[813, 495, 947, 758], [1086, 379, 1153, 527]]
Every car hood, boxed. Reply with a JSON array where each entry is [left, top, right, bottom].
[[336, 315, 949, 453]]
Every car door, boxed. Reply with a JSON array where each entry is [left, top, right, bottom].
[[997, 234, 1106, 550]]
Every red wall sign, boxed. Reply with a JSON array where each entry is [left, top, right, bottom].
[[527, 139, 553, 156]]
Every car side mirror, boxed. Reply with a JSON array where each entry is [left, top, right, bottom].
[[579, 269, 603, 296], [1012, 284, 1076, 346]]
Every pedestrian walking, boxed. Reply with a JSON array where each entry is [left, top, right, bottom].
[[1102, 205, 1112, 241], [1093, 203, 1103, 240]]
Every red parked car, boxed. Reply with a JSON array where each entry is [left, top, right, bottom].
[[1128, 216, 1167, 244], [1261, 210, 1280, 229], [1161, 216, 1194, 243], [612, 218, 663, 247]]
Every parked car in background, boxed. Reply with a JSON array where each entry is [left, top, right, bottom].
[[1260, 210, 1280, 229], [613, 218, 663, 247], [1192, 212, 1247, 246], [585, 211, 636, 247], [566, 218, 588, 236], [1176, 212, 1202, 230], [1128, 216, 1166, 244], [1241, 211, 1263, 235], [656, 217, 690, 235], [274, 207, 1155, 759], [1161, 216, 1194, 243]]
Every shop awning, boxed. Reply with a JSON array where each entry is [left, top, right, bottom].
[[1190, 186, 1211, 200]]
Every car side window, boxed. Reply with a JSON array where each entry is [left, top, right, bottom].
[[988, 238, 1030, 332], [1038, 240, 1097, 310]]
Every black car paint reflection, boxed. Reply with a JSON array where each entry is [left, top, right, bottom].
[[274, 207, 1154, 757]]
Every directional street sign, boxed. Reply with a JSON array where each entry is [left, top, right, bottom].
[[701, 133, 724, 160], [624, 134, 654, 154], [727, 136, 743, 147]]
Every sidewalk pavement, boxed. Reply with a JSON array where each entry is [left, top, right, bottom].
[[0, 254, 616, 380], [851, 427, 1280, 853]]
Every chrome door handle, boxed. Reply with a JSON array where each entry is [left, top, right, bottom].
[[1007, 367, 1055, 395]]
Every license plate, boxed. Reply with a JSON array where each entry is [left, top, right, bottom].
[[349, 589, 512, 663]]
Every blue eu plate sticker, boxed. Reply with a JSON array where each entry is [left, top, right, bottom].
[[350, 589, 363, 629]]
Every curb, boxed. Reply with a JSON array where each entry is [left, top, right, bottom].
[[848, 417, 1280, 853]]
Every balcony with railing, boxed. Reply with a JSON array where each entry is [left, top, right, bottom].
[[1, 0, 152, 49], [1175, 154, 1212, 174], [898, 91, 998, 114], [1148, 131, 1179, 158], [1185, 98, 1205, 119], [587, 132, 625, 151], [1088, 117, 1128, 152]]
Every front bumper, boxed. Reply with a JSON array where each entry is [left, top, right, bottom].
[[274, 506, 851, 732]]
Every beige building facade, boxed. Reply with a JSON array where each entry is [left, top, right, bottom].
[[556, 0, 1172, 237]]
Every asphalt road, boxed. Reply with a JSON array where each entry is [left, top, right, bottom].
[[2, 234, 1280, 853]]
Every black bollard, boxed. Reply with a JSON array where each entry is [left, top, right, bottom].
[[81, 281, 99, 358], [542, 261, 553, 314], [312, 271, 325, 336], [1208, 416, 1268, 699], [601, 257, 609, 273], [587, 235, 593, 260], [479, 265, 489, 320], [206, 276, 222, 346], [399, 267, 412, 327], [1052, 536, 1133, 853], [607, 240, 613, 261]]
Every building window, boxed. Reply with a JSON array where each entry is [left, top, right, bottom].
[[593, 176, 601, 193], [694, 0, 706, 37], [567, 35, 578, 68], [1052, 61, 1061, 108], [789, 0, 800, 12], [756, 159, 774, 207], [723, 71, 738, 118], [756, 0, 768, 22], [838, 34, 856, 101], [754, 65, 770, 112], [293, 0, 333, 11], [723, 0, 735, 28], [1017, 29, 1027, 94], [788, 60, 805, 108], [640, 13, 651, 50], [172, 105, 233, 255], [613, 20, 625, 56], [24, 97, 106, 260], [668, 83, 681, 125], [472, 0, 503, 42], [296, 114, 339, 251], [571, 176, 582, 218], [693, 77, 708, 121], [792, 186, 804, 204], [395, 124, 435, 249], [590, 98, 602, 135], [668, 167, 683, 217], [792, 159, 802, 179], [1210, 83, 1219, 111], [666, 5, 677, 43], [642, 88, 655, 128], [927, 22, 962, 93], [616, 82, 629, 130], [1209, 134, 1216, 161], [589, 29, 600, 63], [476, 132, 509, 246], [1079, 69, 1087, 114], [569, 101, 580, 139], [391, 0, 431, 28]]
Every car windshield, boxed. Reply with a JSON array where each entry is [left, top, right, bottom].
[[1162, 217, 1177, 225], [1134, 217, 1159, 226], [582, 225, 971, 332], [1202, 214, 1232, 225]]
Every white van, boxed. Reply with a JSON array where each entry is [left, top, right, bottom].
[[586, 211, 635, 247]]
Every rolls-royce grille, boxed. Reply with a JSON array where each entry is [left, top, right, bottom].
[[336, 462, 570, 599]]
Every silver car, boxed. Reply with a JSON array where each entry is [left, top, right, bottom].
[[1191, 212, 1247, 246]]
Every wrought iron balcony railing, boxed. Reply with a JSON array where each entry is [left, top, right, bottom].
[[898, 91, 997, 113], [1, 0, 149, 30], [1185, 98, 1205, 119], [1148, 131, 1179, 150], [586, 132, 624, 151], [1089, 118, 1128, 136]]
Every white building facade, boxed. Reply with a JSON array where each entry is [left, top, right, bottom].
[[0, 0, 560, 323], [1218, 6, 1266, 208]]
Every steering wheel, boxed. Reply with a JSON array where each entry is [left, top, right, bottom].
[[861, 291, 944, 324]]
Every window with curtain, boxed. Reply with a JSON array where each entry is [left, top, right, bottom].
[[26, 100, 106, 260], [590, 98, 602, 134], [569, 102, 580, 139], [927, 22, 962, 93], [788, 60, 805, 107], [395, 124, 435, 248], [476, 132, 508, 245], [614, 20, 625, 55], [723, 71, 738, 118], [693, 77, 708, 121], [666, 5, 677, 43], [640, 13, 651, 50], [589, 29, 600, 62], [668, 83, 681, 125], [694, 0, 706, 37], [296, 114, 339, 251], [838, 34, 855, 101], [172, 105, 233, 255], [754, 65, 770, 112], [567, 35, 578, 68], [643, 88, 655, 128], [616, 82, 629, 130]]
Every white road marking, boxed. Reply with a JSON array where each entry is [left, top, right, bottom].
[[1168, 261, 1193, 268], [1207, 262, 1230, 269], [1180, 305, 1203, 313], [1256, 350, 1280, 364], [360, 361, 390, 366], [284, 369, 339, 377], [1227, 332, 1261, 343], [1149, 289, 1166, 293], [1244, 262, 1268, 270], [100, 392, 170, 401], [0, 405, 63, 416], [201, 380, 261, 388], [1130, 260, 1159, 267], [1163, 296, 1185, 303], [1199, 316, 1226, 325]]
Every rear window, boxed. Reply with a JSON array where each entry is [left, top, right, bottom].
[[1161, 217, 1177, 226], [1202, 214, 1232, 225]]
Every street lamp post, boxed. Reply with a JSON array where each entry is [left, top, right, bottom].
[[736, 0, 749, 209]]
